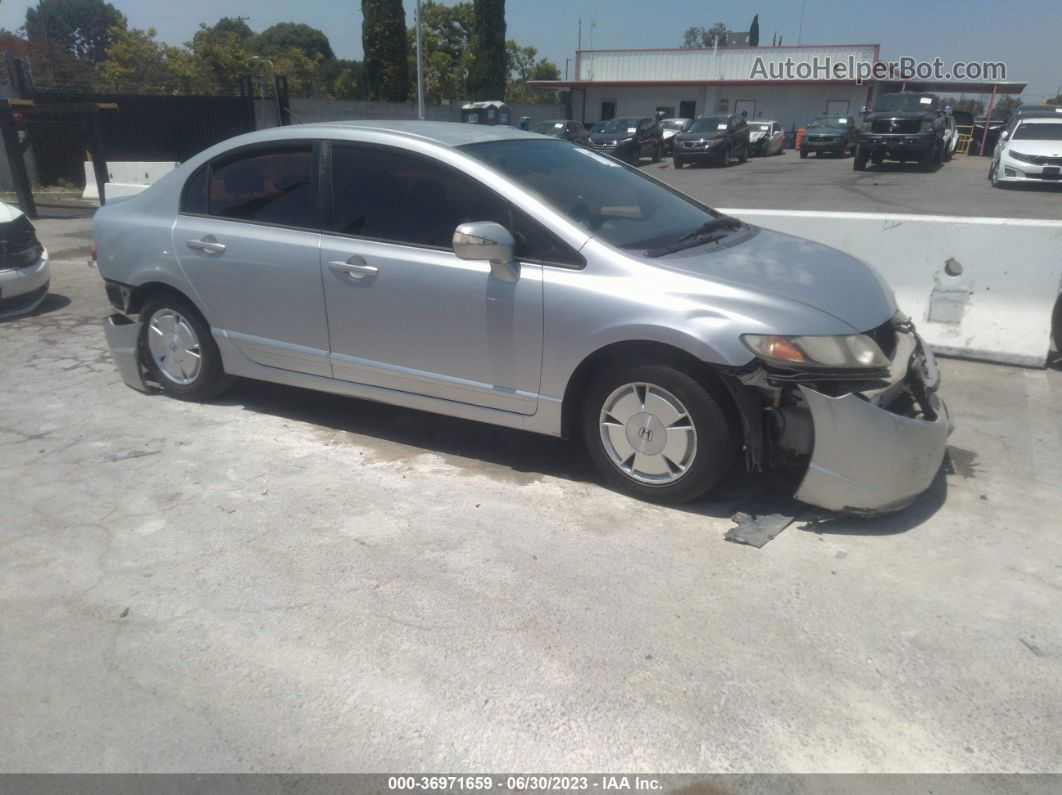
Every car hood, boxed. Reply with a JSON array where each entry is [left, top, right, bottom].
[[1006, 139, 1062, 157], [675, 132, 725, 142], [590, 133, 631, 144], [651, 227, 897, 332], [0, 201, 25, 224], [866, 110, 934, 123]]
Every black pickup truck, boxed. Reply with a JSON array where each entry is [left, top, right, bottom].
[[855, 92, 947, 172]]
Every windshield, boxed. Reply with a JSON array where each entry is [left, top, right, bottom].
[[596, 117, 639, 134], [1013, 123, 1062, 141], [536, 121, 566, 135], [461, 139, 724, 251], [873, 94, 937, 113], [809, 117, 847, 128], [660, 119, 688, 130], [688, 116, 729, 134]]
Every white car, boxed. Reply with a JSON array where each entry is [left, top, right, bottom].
[[0, 202, 50, 319], [990, 116, 1062, 188], [749, 120, 785, 156]]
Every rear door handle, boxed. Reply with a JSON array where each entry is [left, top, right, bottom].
[[328, 257, 378, 279], [187, 237, 226, 254]]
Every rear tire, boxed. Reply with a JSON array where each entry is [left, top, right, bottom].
[[581, 363, 737, 505], [854, 150, 868, 171], [139, 295, 229, 401], [652, 142, 662, 163], [738, 143, 748, 163], [799, 149, 808, 159], [673, 157, 685, 169]]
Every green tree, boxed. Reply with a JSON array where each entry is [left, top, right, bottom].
[[185, 22, 255, 93], [25, 0, 127, 63], [319, 58, 364, 99], [468, 0, 506, 100], [255, 22, 334, 61], [406, 0, 474, 102], [681, 23, 728, 48], [200, 17, 255, 46], [362, 0, 409, 101], [1047, 95, 1062, 107], [749, 14, 759, 47], [505, 41, 559, 103]]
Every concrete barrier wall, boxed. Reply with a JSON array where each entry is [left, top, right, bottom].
[[720, 209, 1062, 368], [83, 161, 178, 201]]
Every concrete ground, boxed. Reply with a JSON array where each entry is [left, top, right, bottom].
[[2, 210, 1061, 773], [641, 149, 1062, 220]]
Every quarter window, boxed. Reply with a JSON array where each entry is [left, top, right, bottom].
[[206, 146, 315, 228], [329, 144, 583, 267]]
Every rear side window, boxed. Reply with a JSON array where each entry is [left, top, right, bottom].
[[181, 166, 208, 214], [207, 146, 315, 228], [329, 144, 583, 267]]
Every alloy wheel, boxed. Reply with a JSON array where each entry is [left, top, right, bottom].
[[598, 382, 697, 485], [147, 308, 202, 385]]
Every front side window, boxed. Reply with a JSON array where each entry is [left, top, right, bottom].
[[207, 146, 315, 228], [329, 144, 582, 266], [462, 138, 723, 251]]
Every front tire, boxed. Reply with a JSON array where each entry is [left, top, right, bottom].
[[581, 364, 737, 504], [799, 148, 808, 159], [673, 157, 685, 169], [140, 296, 228, 401], [738, 143, 748, 163], [854, 150, 868, 171], [652, 142, 662, 163]]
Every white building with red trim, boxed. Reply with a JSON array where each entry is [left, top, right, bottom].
[[530, 43, 881, 129]]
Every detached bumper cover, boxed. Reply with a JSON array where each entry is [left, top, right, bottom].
[[794, 335, 952, 514], [103, 313, 152, 393]]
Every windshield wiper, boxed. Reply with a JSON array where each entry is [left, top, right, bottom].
[[644, 216, 744, 257]]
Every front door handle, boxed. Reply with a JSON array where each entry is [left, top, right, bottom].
[[328, 256, 378, 279], [187, 237, 226, 254]]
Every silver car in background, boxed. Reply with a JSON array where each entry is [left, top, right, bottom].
[[94, 121, 950, 514]]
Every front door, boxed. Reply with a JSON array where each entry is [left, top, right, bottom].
[[172, 143, 330, 377], [319, 143, 545, 415]]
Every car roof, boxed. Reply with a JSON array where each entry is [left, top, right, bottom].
[[293, 120, 544, 147], [1016, 116, 1062, 124]]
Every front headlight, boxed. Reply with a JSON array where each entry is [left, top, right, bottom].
[[620, 137, 633, 144], [742, 333, 890, 369], [1008, 150, 1039, 164], [920, 121, 933, 133], [861, 122, 872, 132]]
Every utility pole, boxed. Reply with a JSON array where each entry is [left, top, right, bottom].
[[797, 0, 806, 45], [415, 0, 425, 119], [578, 18, 582, 51]]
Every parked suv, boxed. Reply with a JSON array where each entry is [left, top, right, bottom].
[[855, 92, 946, 171], [800, 116, 857, 158], [587, 117, 663, 164], [672, 115, 750, 168]]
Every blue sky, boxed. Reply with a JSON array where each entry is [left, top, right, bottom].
[[1, 0, 1059, 99]]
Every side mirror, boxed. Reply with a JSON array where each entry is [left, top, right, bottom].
[[999, 130, 1009, 141], [453, 221, 519, 283]]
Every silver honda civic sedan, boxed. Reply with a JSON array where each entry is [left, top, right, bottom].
[[94, 121, 950, 514]]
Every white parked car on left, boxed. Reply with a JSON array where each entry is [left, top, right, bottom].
[[0, 201, 50, 319]]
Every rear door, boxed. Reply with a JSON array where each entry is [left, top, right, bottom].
[[172, 143, 330, 377], [318, 142, 551, 415]]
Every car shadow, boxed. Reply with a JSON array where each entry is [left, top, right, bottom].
[[864, 162, 941, 174], [215, 378, 953, 532], [0, 292, 71, 323]]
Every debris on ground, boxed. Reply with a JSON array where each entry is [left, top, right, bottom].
[[724, 494, 801, 548]]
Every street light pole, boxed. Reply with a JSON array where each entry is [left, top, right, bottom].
[[416, 0, 425, 120], [249, 56, 275, 126]]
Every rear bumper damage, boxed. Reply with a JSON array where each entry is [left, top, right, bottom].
[[730, 323, 953, 515]]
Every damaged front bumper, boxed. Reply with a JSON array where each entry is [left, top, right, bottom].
[[794, 331, 951, 514]]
